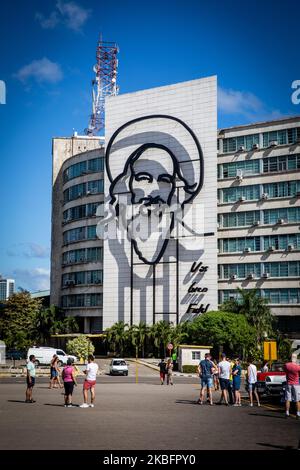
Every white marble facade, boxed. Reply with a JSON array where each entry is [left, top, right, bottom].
[[102, 76, 217, 328]]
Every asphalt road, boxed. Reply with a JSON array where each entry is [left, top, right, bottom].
[[0, 377, 299, 450]]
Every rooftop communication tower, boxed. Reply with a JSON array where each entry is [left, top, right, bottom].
[[85, 37, 119, 136]]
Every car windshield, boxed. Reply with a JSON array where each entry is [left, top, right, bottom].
[[114, 360, 126, 366], [271, 363, 284, 372], [56, 350, 65, 356]]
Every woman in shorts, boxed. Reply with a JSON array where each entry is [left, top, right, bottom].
[[62, 358, 77, 407], [49, 355, 61, 389]]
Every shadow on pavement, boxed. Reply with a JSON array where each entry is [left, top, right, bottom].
[[256, 442, 295, 450], [7, 400, 29, 404], [43, 403, 79, 407], [175, 399, 198, 405], [249, 412, 286, 420]]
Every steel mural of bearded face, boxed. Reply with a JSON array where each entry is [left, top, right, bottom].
[[105, 115, 204, 265]]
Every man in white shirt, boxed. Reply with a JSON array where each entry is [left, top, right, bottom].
[[80, 355, 99, 408], [247, 358, 260, 407], [218, 353, 231, 405]]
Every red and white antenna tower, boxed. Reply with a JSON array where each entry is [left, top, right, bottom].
[[85, 37, 119, 136]]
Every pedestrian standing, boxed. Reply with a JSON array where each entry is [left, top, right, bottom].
[[247, 358, 260, 407], [25, 355, 36, 403], [158, 358, 166, 385], [217, 353, 231, 405], [197, 353, 215, 405], [62, 358, 77, 407], [284, 353, 300, 419], [227, 356, 235, 405], [232, 358, 242, 406], [213, 359, 219, 391], [49, 355, 62, 389], [80, 354, 99, 408], [166, 359, 174, 385]]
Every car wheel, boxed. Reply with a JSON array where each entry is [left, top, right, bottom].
[[125, 372, 128, 376], [58, 361, 63, 367]]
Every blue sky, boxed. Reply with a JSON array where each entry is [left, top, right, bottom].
[[0, 0, 299, 292]]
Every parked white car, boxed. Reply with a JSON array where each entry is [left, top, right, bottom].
[[109, 358, 129, 376], [27, 347, 77, 366]]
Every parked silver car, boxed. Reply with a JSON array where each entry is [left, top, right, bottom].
[[109, 358, 129, 376]]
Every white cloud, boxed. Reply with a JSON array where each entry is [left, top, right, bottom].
[[14, 57, 63, 84], [35, 11, 60, 29], [12, 268, 50, 292], [218, 87, 284, 122], [36, 1, 91, 32], [7, 243, 50, 259]]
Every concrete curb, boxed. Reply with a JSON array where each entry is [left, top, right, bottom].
[[126, 359, 198, 378]]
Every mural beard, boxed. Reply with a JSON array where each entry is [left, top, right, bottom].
[[127, 203, 175, 265]]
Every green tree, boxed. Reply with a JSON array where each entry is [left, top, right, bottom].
[[66, 335, 94, 360], [34, 305, 78, 344], [0, 292, 42, 349], [130, 322, 150, 358], [169, 322, 189, 351], [106, 321, 128, 356], [221, 288, 275, 346], [186, 311, 257, 359], [150, 321, 173, 358]]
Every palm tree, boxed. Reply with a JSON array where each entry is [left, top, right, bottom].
[[150, 321, 173, 358], [34, 306, 79, 344], [170, 322, 189, 351], [221, 288, 275, 346], [106, 321, 128, 356], [130, 322, 150, 358]]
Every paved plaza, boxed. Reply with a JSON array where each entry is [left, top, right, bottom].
[[0, 368, 299, 450]]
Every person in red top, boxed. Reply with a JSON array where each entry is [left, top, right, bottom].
[[284, 353, 300, 419]]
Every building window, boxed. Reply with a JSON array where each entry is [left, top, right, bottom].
[[220, 159, 260, 179], [263, 289, 300, 304], [62, 270, 103, 287], [63, 179, 104, 203], [263, 154, 300, 173], [63, 225, 97, 244], [263, 181, 300, 199], [262, 128, 300, 148], [63, 157, 104, 182], [263, 207, 300, 225], [222, 211, 260, 228], [61, 293, 103, 308], [221, 237, 261, 253], [222, 185, 260, 203], [62, 247, 103, 265], [222, 263, 261, 279], [63, 203, 103, 223], [222, 134, 259, 153], [263, 234, 300, 251], [263, 261, 300, 278], [192, 351, 201, 360], [220, 290, 244, 302]]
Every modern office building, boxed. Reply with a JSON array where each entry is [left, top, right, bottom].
[[50, 134, 104, 333], [217, 116, 300, 336], [0, 277, 15, 301], [50, 79, 300, 336]]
